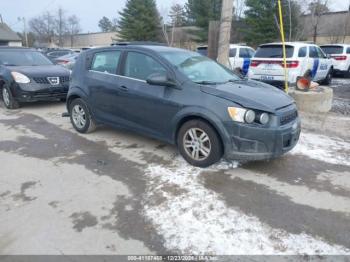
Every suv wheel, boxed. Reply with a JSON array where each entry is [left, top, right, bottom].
[[69, 98, 96, 133], [1, 87, 19, 109], [321, 69, 332, 85], [177, 120, 223, 167]]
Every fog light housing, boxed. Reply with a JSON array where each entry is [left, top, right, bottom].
[[259, 113, 269, 125]]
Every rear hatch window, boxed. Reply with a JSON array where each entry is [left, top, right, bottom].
[[255, 45, 294, 58], [321, 45, 344, 54]]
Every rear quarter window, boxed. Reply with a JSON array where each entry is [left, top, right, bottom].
[[255, 45, 294, 58], [298, 47, 307, 57], [229, 48, 236, 57]]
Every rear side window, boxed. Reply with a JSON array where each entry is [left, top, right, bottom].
[[229, 48, 236, 57], [347, 47, 350, 54], [316, 47, 326, 58], [309, 46, 318, 58], [298, 47, 307, 57], [255, 45, 294, 58], [91, 51, 121, 74], [321, 46, 344, 54], [124, 52, 166, 81], [239, 48, 253, 58]]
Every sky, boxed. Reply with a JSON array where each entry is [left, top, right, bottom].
[[0, 0, 349, 34]]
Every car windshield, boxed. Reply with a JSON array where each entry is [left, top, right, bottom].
[[160, 50, 240, 84], [0, 50, 53, 66], [255, 45, 294, 58], [321, 46, 344, 54]]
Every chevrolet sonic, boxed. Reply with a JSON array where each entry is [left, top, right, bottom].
[[66, 44, 301, 167]]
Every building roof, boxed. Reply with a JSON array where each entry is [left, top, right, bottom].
[[0, 23, 21, 41]]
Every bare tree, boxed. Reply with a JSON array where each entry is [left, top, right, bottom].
[[29, 11, 55, 43], [67, 15, 81, 47], [56, 7, 68, 47], [308, 0, 329, 43]]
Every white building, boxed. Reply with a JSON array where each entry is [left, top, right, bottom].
[[0, 22, 22, 47]]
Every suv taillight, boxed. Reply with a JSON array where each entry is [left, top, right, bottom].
[[285, 61, 299, 68], [332, 55, 347, 61], [250, 60, 260, 67]]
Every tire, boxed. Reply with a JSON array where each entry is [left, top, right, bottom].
[[69, 98, 96, 133], [320, 69, 332, 85], [1, 86, 19, 109], [177, 120, 223, 167], [345, 67, 350, 78]]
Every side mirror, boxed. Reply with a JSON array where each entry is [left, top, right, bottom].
[[326, 54, 331, 59], [146, 72, 176, 87]]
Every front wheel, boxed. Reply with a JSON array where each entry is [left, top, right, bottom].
[[69, 98, 96, 133], [177, 120, 223, 167], [1, 86, 19, 109]]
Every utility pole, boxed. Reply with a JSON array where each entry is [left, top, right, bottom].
[[217, 0, 234, 67], [18, 17, 28, 47]]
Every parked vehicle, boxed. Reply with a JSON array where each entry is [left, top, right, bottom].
[[0, 47, 70, 109], [196, 44, 255, 76], [320, 44, 350, 77], [196, 46, 208, 56], [229, 44, 255, 75], [54, 53, 79, 70], [248, 42, 333, 88], [67, 44, 300, 167], [45, 49, 75, 61]]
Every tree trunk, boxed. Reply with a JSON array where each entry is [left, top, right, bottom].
[[217, 0, 234, 67]]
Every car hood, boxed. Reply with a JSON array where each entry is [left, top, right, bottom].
[[8, 65, 70, 77], [200, 79, 294, 113]]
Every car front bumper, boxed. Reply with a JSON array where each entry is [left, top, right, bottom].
[[223, 118, 301, 161], [11, 82, 68, 102]]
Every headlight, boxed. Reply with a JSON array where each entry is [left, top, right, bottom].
[[228, 107, 256, 123], [244, 110, 256, 124], [259, 112, 270, 125], [11, 72, 31, 84]]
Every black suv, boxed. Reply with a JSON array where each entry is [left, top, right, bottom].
[[67, 44, 301, 167], [0, 47, 70, 109]]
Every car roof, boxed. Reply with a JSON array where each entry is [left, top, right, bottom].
[[229, 44, 254, 49], [320, 44, 350, 47], [0, 46, 35, 51], [87, 44, 194, 55], [259, 42, 317, 47]]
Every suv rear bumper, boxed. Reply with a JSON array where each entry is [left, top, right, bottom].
[[223, 118, 301, 161]]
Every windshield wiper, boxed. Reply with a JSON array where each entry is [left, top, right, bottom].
[[194, 80, 219, 85]]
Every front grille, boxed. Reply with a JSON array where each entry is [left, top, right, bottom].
[[280, 110, 298, 126], [33, 76, 70, 84], [33, 77, 49, 84]]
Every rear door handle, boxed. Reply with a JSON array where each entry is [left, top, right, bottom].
[[119, 85, 128, 92]]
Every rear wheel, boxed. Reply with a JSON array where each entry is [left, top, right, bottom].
[[177, 120, 223, 167], [1, 86, 19, 109], [69, 98, 96, 133], [320, 69, 332, 85]]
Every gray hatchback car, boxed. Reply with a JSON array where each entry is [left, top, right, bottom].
[[67, 43, 301, 167]]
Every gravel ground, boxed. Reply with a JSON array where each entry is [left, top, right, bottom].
[[330, 77, 350, 115]]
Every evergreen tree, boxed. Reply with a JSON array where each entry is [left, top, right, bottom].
[[118, 0, 163, 41], [185, 0, 222, 41], [98, 16, 113, 32], [243, 0, 279, 46], [169, 4, 186, 27]]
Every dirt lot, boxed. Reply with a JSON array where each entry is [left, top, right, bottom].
[[0, 78, 349, 255]]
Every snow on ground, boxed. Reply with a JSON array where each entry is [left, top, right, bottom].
[[291, 132, 350, 166], [142, 159, 349, 255]]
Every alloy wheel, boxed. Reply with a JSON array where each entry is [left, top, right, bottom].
[[2, 88, 10, 107], [72, 104, 87, 129], [183, 127, 211, 161]]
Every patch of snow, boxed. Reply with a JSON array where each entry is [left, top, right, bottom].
[[291, 132, 350, 166], [143, 159, 349, 255]]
